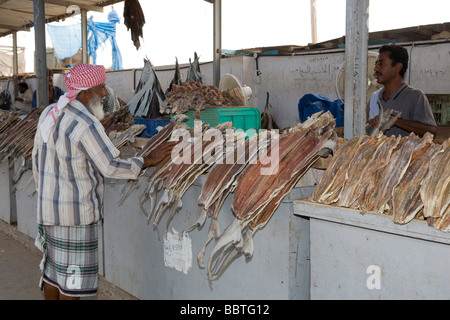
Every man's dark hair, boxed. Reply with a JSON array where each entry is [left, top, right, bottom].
[[18, 82, 28, 90], [379, 44, 409, 78]]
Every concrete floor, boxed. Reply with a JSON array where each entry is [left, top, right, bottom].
[[0, 221, 135, 300], [0, 226, 43, 300]]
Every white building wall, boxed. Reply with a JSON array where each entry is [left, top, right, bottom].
[[2, 41, 449, 130]]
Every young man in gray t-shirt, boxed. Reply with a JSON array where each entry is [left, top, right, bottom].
[[368, 45, 437, 137]]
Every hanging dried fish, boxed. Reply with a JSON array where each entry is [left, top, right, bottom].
[[123, 0, 145, 50], [260, 92, 278, 130], [194, 131, 266, 268], [118, 119, 182, 205], [127, 58, 166, 118], [165, 57, 182, 95], [186, 52, 203, 83], [151, 122, 233, 231], [206, 112, 337, 282]]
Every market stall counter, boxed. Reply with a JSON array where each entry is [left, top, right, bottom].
[[293, 200, 450, 299], [101, 169, 319, 300]]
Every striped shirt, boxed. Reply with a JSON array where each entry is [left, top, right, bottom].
[[32, 100, 143, 226]]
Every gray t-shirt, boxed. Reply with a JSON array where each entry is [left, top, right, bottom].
[[378, 83, 436, 137]]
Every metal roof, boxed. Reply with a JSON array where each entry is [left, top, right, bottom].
[[0, 0, 124, 38], [226, 22, 450, 57]]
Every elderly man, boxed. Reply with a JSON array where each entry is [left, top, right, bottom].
[[32, 64, 167, 300]]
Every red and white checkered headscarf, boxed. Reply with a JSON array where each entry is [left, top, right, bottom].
[[40, 64, 106, 143], [64, 64, 106, 100]]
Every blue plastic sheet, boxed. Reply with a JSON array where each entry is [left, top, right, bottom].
[[47, 24, 82, 60], [47, 10, 122, 70], [87, 10, 123, 70], [298, 94, 344, 127]]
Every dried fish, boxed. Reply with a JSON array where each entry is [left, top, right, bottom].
[[364, 133, 422, 214], [309, 136, 363, 203], [260, 92, 279, 130], [118, 119, 182, 205], [429, 205, 449, 232], [101, 105, 134, 136], [336, 134, 385, 208], [420, 139, 450, 222], [186, 52, 203, 83], [127, 58, 166, 118], [348, 134, 400, 210], [160, 81, 245, 115], [111, 124, 146, 149], [165, 57, 182, 95], [123, 0, 145, 50], [392, 133, 441, 224], [366, 102, 402, 137], [207, 112, 337, 282], [194, 132, 266, 268], [0, 107, 42, 161], [158, 123, 233, 229], [308, 130, 448, 232]]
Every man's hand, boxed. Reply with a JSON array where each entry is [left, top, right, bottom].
[[142, 142, 177, 169], [369, 116, 379, 128]]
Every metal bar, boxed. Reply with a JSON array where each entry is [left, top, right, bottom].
[[25, 0, 104, 13], [344, 0, 369, 138], [12, 31, 18, 98], [0, 24, 30, 31], [81, 8, 88, 64], [310, 0, 317, 44], [213, 0, 221, 86]]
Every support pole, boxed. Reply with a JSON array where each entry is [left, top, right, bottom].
[[81, 9, 89, 64], [344, 0, 369, 138], [34, 0, 48, 109], [213, 0, 222, 86], [12, 31, 18, 98], [310, 0, 318, 44]]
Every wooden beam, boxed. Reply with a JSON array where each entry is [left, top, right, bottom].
[[24, 0, 104, 13], [0, 24, 30, 31]]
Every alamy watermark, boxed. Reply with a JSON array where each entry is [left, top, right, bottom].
[[366, 265, 381, 290], [169, 120, 280, 176]]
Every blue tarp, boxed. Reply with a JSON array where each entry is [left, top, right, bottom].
[[47, 24, 82, 60], [87, 10, 123, 70], [46, 10, 122, 70], [298, 94, 344, 127]]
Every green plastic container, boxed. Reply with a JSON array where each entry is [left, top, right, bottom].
[[183, 107, 261, 131]]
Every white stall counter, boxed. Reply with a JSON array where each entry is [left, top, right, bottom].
[[293, 200, 450, 300]]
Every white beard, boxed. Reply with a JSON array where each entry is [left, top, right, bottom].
[[88, 94, 105, 120]]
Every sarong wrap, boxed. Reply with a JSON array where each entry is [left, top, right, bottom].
[[35, 222, 99, 297]]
